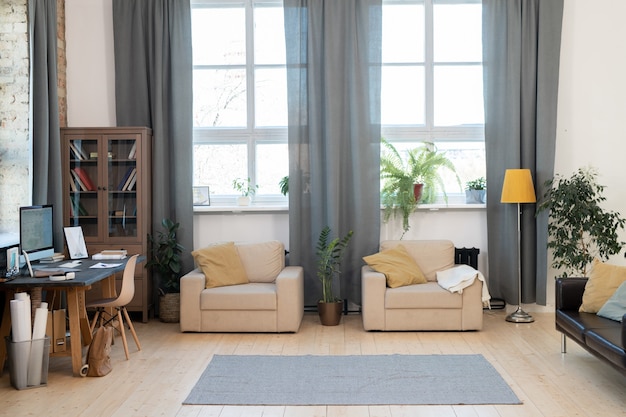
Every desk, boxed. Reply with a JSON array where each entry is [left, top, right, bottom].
[[0, 257, 143, 377]]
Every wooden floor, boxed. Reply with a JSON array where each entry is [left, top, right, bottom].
[[1, 309, 625, 417]]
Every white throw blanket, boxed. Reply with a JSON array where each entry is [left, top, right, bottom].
[[436, 264, 491, 307]]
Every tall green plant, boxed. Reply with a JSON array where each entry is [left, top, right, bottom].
[[147, 218, 185, 293], [537, 167, 626, 277], [316, 226, 354, 303], [380, 138, 461, 237]]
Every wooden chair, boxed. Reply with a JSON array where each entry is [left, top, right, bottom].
[[87, 254, 141, 360]]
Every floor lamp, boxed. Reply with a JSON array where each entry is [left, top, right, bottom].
[[500, 168, 536, 323]]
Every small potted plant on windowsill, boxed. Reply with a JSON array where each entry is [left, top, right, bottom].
[[465, 177, 486, 204], [316, 226, 353, 326], [147, 218, 185, 323], [233, 177, 258, 206]]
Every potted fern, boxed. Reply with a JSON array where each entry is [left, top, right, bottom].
[[147, 218, 185, 322], [380, 138, 461, 238], [315, 226, 353, 326], [537, 167, 626, 277]]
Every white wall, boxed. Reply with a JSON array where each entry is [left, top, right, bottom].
[[65, 0, 626, 309]]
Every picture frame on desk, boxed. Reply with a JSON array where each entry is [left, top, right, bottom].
[[193, 186, 211, 206]]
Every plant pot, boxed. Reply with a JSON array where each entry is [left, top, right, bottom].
[[465, 189, 486, 204], [413, 183, 424, 202], [159, 292, 180, 323], [237, 196, 251, 206], [317, 301, 343, 326]]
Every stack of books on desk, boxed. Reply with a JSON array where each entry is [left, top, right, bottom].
[[92, 249, 127, 260]]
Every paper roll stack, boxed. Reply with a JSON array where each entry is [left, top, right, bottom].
[[9, 293, 49, 388]]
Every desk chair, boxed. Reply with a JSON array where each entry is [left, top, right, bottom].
[[87, 254, 141, 360]]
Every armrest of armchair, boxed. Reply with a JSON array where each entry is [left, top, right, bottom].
[[362, 265, 387, 331], [180, 268, 206, 332], [555, 277, 588, 311], [275, 266, 304, 332]]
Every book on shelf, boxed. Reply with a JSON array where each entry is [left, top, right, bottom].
[[71, 169, 88, 191], [126, 170, 138, 191], [117, 166, 134, 190], [123, 168, 137, 191], [69, 194, 88, 216], [72, 167, 96, 191], [69, 176, 77, 192], [69, 141, 88, 160], [128, 142, 137, 159]]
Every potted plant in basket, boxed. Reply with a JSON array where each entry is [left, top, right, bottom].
[[147, 218, 185, 322], [537, 167, 626, 277], [465, 177, 486, 204], [233, 177, 258, 206], [316, 226, 353, 326], [380, 138, 461, 238]]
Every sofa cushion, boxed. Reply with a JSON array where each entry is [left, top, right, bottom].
[[580, 259, 626, 313], [598, 281, 626, 322], [200, 283, 277, 310], [380, 240, 455, 282], [385, 282, 463, 309], [236, 241, 285, 283], [192, 242, 249, 289], [363, 244, 426, 288]]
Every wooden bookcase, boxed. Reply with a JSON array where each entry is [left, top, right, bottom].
[[61, 127, 153, 322]]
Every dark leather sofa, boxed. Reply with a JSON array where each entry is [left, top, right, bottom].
[[555, 277, 626, 374]]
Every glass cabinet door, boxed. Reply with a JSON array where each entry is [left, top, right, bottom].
[[107, 136, 139, 239], [68, 138, 100, 239]]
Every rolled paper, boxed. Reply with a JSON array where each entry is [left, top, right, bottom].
[[27, 337, 45, 386], [32, 306, 48, 340], [10, 299, 29, 342], [13, 293, 32, 339]]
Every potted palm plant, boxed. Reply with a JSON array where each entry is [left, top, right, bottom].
[[315, 226, 353, 326], [537, 167, 626, 277], [147, 218, 185, 322], [380, 138, 461, 238]]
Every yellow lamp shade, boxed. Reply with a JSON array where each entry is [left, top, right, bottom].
[[500, 169, 537, 203]]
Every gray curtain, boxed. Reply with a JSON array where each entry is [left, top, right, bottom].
[[284, 0, 382, 306], [29, 0, 63, 253], [112, 1, 194, 282], [483, 0, 563, 305]]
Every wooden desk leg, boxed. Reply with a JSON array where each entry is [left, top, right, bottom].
[[78, 289, 92, 347], [66, 287, 84, 377], [0, 289, 14, 375]]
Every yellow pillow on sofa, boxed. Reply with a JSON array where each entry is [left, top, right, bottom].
[[192, 242, 249, 289], [580, 258, 626, 313], [363, 244, 427, 288]]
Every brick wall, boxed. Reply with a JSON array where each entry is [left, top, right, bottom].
[[0, 0, 66, 234]]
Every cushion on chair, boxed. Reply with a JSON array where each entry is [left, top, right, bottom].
[[192, 242, 249, 289], [236, 241, 285, 283], [363, 245, 426, 288], [200, 283, 277, 310], [380, 240, 455, 281], [597, 281, 626, 322], [580, 259, 626, 313]]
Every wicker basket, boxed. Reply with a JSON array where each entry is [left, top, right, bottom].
[[159, 293, 180, 323]]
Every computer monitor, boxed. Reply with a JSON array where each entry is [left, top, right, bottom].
[[19, 205, 55, 265]]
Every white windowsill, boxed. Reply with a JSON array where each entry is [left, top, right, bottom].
[[193, 203, 486, 214]]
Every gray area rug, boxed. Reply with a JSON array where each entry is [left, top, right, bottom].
[[184, 354, 521, 406]]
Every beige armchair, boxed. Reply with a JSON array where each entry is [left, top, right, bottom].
[[180, 241, 304, 333], [362, 240, 485, 331]]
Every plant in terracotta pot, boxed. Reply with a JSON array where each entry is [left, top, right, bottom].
[[537, 167, 626, 278], [232, 177, 258, 206], [465, 177, 486, 204], [315, 226, 353, 326], [380, 138, 461, 238], [147, 218, 185, 322]]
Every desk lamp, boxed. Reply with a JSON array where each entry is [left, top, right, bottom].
[[500, 168, 536, 323]]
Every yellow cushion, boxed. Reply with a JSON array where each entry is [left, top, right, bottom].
[[580, 259, 626, 313], [363, 244, 427, 288], [192, 242, 249, 289]]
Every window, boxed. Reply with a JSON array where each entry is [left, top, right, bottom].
[[192, 0, 288, 205], [192, 0, 484, 205], [381, 0, 484, 203]]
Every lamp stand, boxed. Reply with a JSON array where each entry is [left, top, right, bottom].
[[506, 202, 534, 323]]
